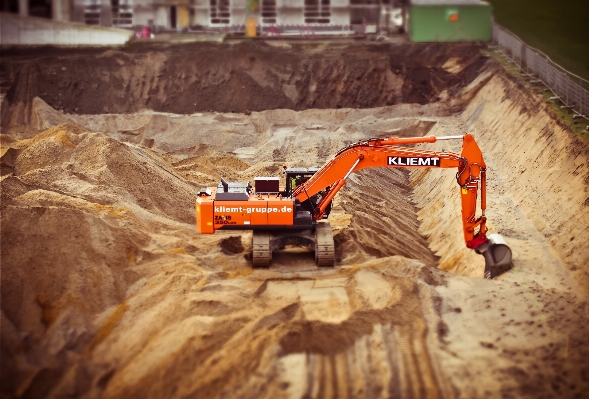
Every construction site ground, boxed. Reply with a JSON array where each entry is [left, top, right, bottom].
[[1, 41, 588, 399]]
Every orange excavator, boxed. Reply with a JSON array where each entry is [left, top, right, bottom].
[[196, 134, 513, 279]]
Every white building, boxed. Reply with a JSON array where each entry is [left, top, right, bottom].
[[2, 0, 407, 32]]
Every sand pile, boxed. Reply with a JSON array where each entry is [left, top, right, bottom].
[[1, 123, 203, 395], [2, 107, 453, 397], [1, 117, 451, 398], [1, 43, 589, 399]]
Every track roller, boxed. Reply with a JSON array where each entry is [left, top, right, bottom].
[[315, 221, 335, 267], [252, 231, 271, 267]]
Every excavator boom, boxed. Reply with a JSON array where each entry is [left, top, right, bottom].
[[294, 134, 485, 245]]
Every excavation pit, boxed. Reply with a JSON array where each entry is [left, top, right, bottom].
[[1, 41, 589, 399]]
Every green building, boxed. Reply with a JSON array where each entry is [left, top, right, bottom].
[[409, 0, 493, 42]]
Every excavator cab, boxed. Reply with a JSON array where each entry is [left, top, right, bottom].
[[283, 167, 320, 196], [284, 167, 332, 219], [476, 234, 514, 279]]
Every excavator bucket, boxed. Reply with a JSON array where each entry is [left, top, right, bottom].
[[475, 234, 513, 279]]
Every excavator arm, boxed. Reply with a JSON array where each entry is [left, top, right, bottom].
[[293, 134, 513, 278]]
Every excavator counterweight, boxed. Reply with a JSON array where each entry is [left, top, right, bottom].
[[196, 134, 513, 278]]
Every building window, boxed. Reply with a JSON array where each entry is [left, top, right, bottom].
[[210, 0, 230, 24], [84, 0, 101, 25], [304, 0, 330, 24], [261, 0, 276, 24], [29, 0, 52, 19], [1, 0, 19, 14], [112, 0, 133, 28]]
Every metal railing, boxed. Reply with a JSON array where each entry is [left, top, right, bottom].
[[492, 22, 588, 121], [188, 23, 366, 36]]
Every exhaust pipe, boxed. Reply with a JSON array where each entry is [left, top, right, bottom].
[[475, 234, 513, 279]]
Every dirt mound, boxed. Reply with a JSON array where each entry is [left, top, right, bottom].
[[219, 236, 245, 255], [0, 42, 487, 122], [1, 113, 446, 398], [1, 121, 201, 342], [335, 168, 438, 266]]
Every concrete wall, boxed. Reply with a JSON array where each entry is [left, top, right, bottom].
[[0, 12, 134, 45], [100, 0, 113, 27], [231, 7, 247, 26], [192, 1, 209, 27], [276, 9, 303, 25], [71, 0, 85, 24], [154, 6, 169, 27], [331, 8, 350, 25], [133, 7, 156, 26], [52, 0, 71, 21]]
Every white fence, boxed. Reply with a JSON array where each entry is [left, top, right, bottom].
[[492, 22, 588, 120], [190, 23, 367, 36], [0, 13, 134, 46]]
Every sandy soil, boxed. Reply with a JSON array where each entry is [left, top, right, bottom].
[[0, 42, 486, 118], [1, 42, 588, 399]]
